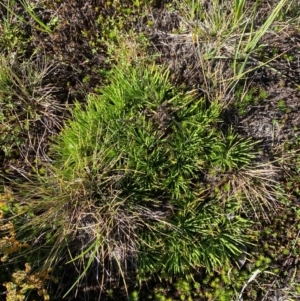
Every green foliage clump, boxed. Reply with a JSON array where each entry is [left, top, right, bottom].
[[12, 61, 257, 296], [233, 85, 268, 117], [0, 0, 31, 56]]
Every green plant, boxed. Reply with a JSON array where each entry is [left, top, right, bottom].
[[209, 128, 257, 171], [233, 85, 268, 116], [278, 99, 291, 113], [233, 0, 247, 26], [130, 290, 139, 301], [230, 0, 289, 85], [177, 0, 290, 100], [10, 61, 257, 297], [0, 0, 56, 34], [175, 279, 192, 300], [0, 0, 31, 55]]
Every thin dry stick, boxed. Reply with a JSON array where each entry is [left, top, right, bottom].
[[237, 269, 261, 301]]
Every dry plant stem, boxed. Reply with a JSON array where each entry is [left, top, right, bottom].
[[237, 268, 261, 301]]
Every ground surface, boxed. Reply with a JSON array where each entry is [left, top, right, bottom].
[[1, 1, 300, 300]]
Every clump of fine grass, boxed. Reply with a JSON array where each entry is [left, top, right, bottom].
[[9, 60, 262, 298], [0, 53, 61, 165]]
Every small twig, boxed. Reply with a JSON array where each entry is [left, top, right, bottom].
[[238, 269, 261, 301]]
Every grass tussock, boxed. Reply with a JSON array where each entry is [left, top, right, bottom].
[[1, 0, 300, 300], [10, 61, 263, 296]]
